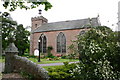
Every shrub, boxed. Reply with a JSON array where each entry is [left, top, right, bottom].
[[20, 71, 35, 80], [47, 46, 53, 51], [49, 72, 60, 79], [53, 57, 60, 60], [21, 53, 29, 57], [48, 63, 77, 80], [61, 56, 66, 59], [29, 55, 36, 58], [69, 26, 120, 79], [68, 44, 78, 59], [47, 46, 54, 58], [49, 71, 71, 80], [21, 53, 37, 58], [47, 53, 54, 58], [63, 61, 69, 66]]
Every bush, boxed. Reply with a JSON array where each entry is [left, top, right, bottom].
[[47, 46, 53, 51], [46, 46, 54, 58], [21, 53, 37, 58], [63, 61, 69, 66], [53, 57, 60, 60], [29, 55, 36, 58], [67, 53, 76, 59], [20, 71, 35, 80], [48, 63, 77, 80], [61, 56, 66, 59], [21, 53, 29, 57], [69, 26, 120, 79], [49, 71, 71, 80], [49, 72, 60, 79], [47, 53, 54, 58]]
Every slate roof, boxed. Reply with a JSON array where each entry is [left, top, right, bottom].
[[33, 17, 100, 33]]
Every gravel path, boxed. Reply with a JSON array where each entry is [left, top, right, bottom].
[[38, 61, 79, 66], [38, 62, 64, 66]]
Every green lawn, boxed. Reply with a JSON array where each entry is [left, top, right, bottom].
[[0, 56, 79, 64], [28, 58, 79, 64], [0, 57, 5, 63]]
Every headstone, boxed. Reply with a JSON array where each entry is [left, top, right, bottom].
[[34, 49, 39, 56], [4, 43, 18, 73], [5, 43, 18, 53]]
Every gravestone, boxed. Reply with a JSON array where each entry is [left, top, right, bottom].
[[4, 43, 18, 73], [34, 49, 39, 56]]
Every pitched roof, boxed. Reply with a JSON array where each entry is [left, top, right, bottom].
[[33, 17, 100, 33]]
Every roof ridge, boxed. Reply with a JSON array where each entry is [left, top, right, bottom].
[[41, 17, 98, 25], [33, 17, 100, 33]]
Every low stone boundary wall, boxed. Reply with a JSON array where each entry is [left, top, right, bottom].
[[4, 43, 49, 80], [13, 55, 49, 80]]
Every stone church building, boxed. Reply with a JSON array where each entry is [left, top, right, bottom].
[[30, 16, 100, 56]]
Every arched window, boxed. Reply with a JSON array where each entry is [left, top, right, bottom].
[[43, 36, 47, 53], [38, 34, 47, 53], [57, 32, 66, 53]]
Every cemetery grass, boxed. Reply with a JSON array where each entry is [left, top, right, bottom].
[[0, 56, 79, 63], [28, 58, 79, 64], [0, 57, 5, 63]]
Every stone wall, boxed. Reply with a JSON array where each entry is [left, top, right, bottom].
[[13, 55, 49, 80], [5, 43, 49, 80], [30, 28, 89, 55]]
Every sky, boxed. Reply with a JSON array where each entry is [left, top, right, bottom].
[[1, 0, 120, 31]]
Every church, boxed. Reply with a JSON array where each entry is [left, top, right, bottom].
[[30, 15, 101, 56]]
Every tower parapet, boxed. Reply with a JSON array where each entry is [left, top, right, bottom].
[[31, 16, 48, 31]]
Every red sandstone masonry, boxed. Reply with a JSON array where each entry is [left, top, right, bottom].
[[30, 29, 89, 55]]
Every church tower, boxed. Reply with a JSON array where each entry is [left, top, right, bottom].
[[30, 9, 48, 55], [31, 16, 48, 31], [31, 9, 48, 31]]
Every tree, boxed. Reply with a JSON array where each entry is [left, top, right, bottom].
[[2, 0, 52, 11], [1, 12, 30, 55], [70, 26, 120, 79], [1, 12, 17, 50], [14, 24, 30, 55]]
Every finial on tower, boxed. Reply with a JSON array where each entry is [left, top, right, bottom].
[[97, 14, 99, 18], [38, 9, 42, 15]]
